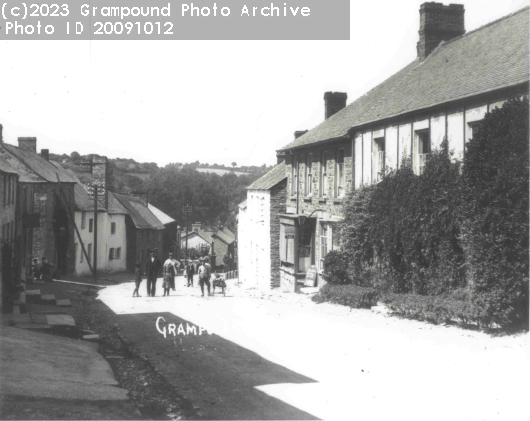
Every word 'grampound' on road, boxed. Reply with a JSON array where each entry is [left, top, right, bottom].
[[156, 316, 213, 338]]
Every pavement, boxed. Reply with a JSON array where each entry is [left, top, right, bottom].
[[0, 276, 141, 420], [98, 275, 530, 421]]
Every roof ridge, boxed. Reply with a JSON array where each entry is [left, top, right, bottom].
[[433, 5, 529, 51]]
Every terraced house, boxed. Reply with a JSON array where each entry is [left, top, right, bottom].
[[275, 3, 529, 291]]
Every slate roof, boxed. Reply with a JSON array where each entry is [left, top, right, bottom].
[[213, 227, 235, 245], [247, 162, 287, 190], [148, 204, 176, 226], [0, 146, 44, 182], [0, 150, 18, 175], [73, 183, 106, 212], [279, 7, 530, 151], [108, 192, 128, 215], [114, 194, 165, 230], [2, 144, 78, 183]]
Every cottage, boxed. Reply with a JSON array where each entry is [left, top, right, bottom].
[[0, 137, 77, 279], [148, 203, 180, 259], [275, 3, 529, 291], [239, 162, 287, 290]]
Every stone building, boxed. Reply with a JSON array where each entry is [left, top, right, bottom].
[[114, 193, 165, 272], [239, 162, 287, 290], [276, 3, 529, 291], [148, 203, 180, 260], [0, 128, 19, 312], [1, 137, 77, 278]]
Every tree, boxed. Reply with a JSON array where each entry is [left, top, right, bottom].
[[231, 162, 237, 168]]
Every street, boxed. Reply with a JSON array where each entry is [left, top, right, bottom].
[[99, 276, 529, 421]]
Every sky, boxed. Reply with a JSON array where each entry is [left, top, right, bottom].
[[1, 0, 528, 168]]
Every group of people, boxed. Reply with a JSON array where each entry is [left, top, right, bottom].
[[133, 252, 214, 298], [31, 257, 53, 282]]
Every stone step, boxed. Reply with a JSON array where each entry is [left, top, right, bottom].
[[40, 294, 56, 304], [56, 299, 72, 307], [25, 289, 41, 298], [46, 314, 76, 326]]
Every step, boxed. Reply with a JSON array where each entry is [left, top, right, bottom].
[[25, 289, 41, 297], [40, 294, 56, 303], [46, 314, 76, 326], [56, 299, 72, 307], [83, 334, 100, 342]]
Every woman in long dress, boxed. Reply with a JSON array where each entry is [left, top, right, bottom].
[[162, 253, 178, 295]]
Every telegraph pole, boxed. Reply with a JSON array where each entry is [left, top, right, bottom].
[[93, 185, 98, 282], [182, 205, 193, 262]]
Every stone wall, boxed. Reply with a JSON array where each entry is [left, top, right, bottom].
[[269, 179, 287, 288]]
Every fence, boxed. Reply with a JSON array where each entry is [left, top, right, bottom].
[[224, 270, 238, 280]]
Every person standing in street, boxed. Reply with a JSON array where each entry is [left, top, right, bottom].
[[133, 262, 143, 297], [162, 253, 178, 295], [145, 251, 161, 297], [186, 261, 195, 287], [198, 259, 211, 297]]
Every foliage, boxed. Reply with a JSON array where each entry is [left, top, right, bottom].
[[322, 250, 351, 285], [337, 98, 529, 329], [186, 244, 210, 261], [460, 98, 529, 327], [312, 284, 380, 309]]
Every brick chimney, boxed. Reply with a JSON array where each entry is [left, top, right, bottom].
[[92, 156, 107, 184], [417, 2, 465, 61], [41, 149, 49, 161], [294, 130, 308, 139], [324, 92, 347, 120], [18, 137, 37, 152]]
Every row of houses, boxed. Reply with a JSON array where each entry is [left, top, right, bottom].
[[239, 3, 529, 292], [0, 133, 178, 312]]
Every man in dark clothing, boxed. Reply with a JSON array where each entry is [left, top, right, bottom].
[[145, 251, 161, 297], [186, 261, 195, 287]]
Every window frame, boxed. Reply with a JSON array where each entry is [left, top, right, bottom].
[[320, 152, 328, 198], [306, 153, 313, 196], [81, 212, 87, 229], [89, 218, 94, 233], [111, 222, 116, 235], [292, 155, 299, 196], [335, 149, 345, 197], [415, 129, 431, 175]]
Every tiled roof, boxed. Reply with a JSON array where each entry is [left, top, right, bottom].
[[247, 162, 287, 190], [148, 203, 176, 226], [279, 7, 530, 151], [0, 146, 44, 182], [2, 144, 78, 183], [114, 193, 165, 230]]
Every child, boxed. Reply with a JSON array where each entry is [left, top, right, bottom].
[[133, 262, 142, 297]]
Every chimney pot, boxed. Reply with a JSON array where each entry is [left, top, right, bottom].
[[41, 149, 50, 161], [324, 92, 347, 120], [417, 2, 465, 60], [18, 137, 37, 153]]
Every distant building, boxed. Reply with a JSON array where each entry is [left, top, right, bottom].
[[114, 193, 165, 271], [148, 203, 180, 260], [275, 4, 529, 291]]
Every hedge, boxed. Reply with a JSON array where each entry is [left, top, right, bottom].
[[312, 284, 380, 309]]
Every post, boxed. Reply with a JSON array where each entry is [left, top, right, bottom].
[[93, 185, 98, 282], [185, 211, 189, 262]]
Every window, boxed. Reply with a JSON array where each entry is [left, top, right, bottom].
[[320, 152, 328, 197], [336, 149, 345, 197], [89, 218, 93, 233], [416, 130, 430, 175], [80, 244, 84, 263], [75, 243, 78, 263], [306, 154, 313, 196], [109, 248, 116, 260], [87, 243, 92, 263], [292, 156, 298, 196], [81, 212, 86, 229], [116, 247, 121, 260], [468, 121, 482, 141], [373, 137, 385, 183], [319, 223, 331, 270], [111, 222, 116, 234]]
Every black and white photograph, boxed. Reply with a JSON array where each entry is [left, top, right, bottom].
[[0, 0, 529, 419]]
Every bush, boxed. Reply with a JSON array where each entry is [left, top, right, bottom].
[[322, 250, 351, 285], [312, 284, 380, 309], [461, 98, 529, 327], [382, 292, 475, 326]]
